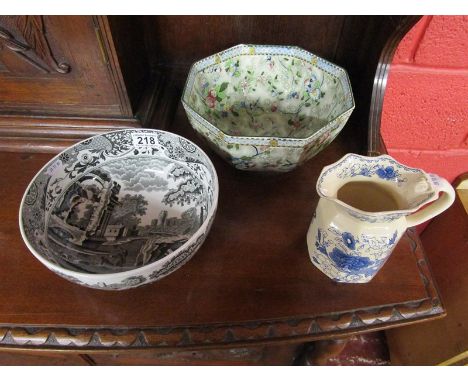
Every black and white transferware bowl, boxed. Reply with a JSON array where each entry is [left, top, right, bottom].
[[19, 129, 218, 290]]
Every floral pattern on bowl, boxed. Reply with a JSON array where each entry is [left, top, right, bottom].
[[182, 44, 354, 171]]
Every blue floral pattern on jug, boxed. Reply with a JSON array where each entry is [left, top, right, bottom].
[[318, 154, 424, 186], [313, 226, 399, 283], [308, 153, 454, 283], [376, 166, 397, 180], [330, 247, 371, 272], [347, 209, 406, 224], [342, 232, 356, 250], [337, 162, 405, 183]]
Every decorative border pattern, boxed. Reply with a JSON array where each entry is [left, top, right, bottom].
[[0, 16, 71, 74], [0, 230, 443, 350], [317, 153, 437, 222], [182, 44, 355, 147]]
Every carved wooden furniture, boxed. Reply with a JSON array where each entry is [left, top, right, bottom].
[[385, 174, 468, 366], [0, 16, 148, 152], [0, 15, 447, 365]]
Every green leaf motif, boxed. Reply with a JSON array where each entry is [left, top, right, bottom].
[[219, 82, 229, 92]]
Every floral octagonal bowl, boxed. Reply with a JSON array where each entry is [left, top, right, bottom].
[[19, 129, 218, 290], [182, 44, 355, 172]]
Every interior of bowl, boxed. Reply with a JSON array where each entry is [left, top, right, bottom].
[[185, 46, 353, 139], [20, 130, 216, 275]]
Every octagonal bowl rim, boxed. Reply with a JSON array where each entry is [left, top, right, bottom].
[[182, 43, 355, 148]]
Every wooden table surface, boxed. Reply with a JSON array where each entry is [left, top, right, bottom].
[[0, 105, 444, 351]]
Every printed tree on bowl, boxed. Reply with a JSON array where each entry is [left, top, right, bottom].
[[109, 194, 148, 234], [162, 164, 206, 227]]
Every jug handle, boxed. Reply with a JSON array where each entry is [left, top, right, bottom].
[[405, 174, 456, 227]]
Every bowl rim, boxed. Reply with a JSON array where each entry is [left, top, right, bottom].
[[182, 43, 355, 147], [18, 128, 219, 281]]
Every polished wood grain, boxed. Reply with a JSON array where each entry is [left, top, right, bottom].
[[0, 115, 140, 153], [0, 349, 91, 365], [0, 104, 443, 353], [87, 344, 300, 366]]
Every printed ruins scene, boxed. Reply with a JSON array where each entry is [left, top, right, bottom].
[[47, 157, 207, 273]]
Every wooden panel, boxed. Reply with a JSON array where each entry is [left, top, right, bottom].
[[145, 16, 345, 70], [107, 16, 150, 113], [89, 344, 300, 365], [0, 16, 130, 118], [0, 349, 90, 365], [0, 115, 140, 153], [0, 72, 176, 154]]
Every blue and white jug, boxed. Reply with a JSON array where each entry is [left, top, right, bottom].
[[307, 153, 455, 283]]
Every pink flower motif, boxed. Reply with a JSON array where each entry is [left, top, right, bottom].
[[250, 121, 262, 131], [266, 56, 275, 70], [206, 89, 217, 108]]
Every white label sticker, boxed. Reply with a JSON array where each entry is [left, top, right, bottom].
[[132, 133, 159, 147]]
